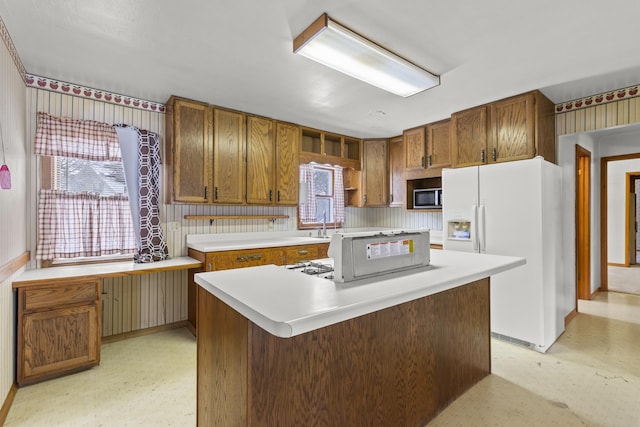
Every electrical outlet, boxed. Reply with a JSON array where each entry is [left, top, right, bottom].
[[167, 221, 180, 232]]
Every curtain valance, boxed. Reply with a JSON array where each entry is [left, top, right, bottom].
[[34, 112, 121, 161]]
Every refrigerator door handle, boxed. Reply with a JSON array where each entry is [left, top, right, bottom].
[[472, 204, 479, 251], [479, 204, 486, 252]]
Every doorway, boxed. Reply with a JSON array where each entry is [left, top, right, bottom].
[[600, 153, 640, 292], [576, 145, 591, 300]]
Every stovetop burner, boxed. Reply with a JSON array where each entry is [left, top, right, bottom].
[[286, 261, 334, 280]]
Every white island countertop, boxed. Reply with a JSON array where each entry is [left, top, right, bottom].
[[195, 249, 524, 338]]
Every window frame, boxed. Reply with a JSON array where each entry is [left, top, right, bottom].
[[39, 155, 135, 267], [298, 164, 343, 230]]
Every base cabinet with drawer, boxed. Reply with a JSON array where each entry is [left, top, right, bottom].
[[16, 278, 101, 386], [187, 242, 329, 334]]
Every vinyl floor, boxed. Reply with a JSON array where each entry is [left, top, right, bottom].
[[5, 293, 640, 427]]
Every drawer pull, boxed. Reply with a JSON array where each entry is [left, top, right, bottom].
[[298, 250, 309, 255], [236, 254, 264, 262]]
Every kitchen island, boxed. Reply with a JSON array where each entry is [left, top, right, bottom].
[[195, 249, 524, 426]]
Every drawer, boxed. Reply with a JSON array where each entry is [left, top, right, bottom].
[[207, 249, 275, 271], [284, 246, 320, 263], [23, 280, 100, 312]]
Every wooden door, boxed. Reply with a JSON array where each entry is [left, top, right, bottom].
[[389, 136, 405, 207], [426, 119, 452, 169], [275, 122, 300, 205], [451, 105, 488, 168], [362, 139, 389, 206], [213, 109, 246, 204], [169, 98, 211, 203], [489, 93, 535, 163], [576, 145, 591, 300], [404, 126, 425, 170], [246, 116, 275, 204]]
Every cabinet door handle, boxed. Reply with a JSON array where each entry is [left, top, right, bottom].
[[250, 254, 263, 260], [204, 186, 208, 200], [364, 194, 368, 205], [421, 156, 425, 168], [492, 147, 497, 162], [277, 190, 281, 202], [236, 256, 249, 261], [269, 189, 273, 202], [428, 154, 432, 167], [214, 187, 219, 201], [481, 149, 486, 163], [298, 249, 309, 255]]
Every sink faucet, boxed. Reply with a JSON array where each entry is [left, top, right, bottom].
[[322, 210, 327, 237]]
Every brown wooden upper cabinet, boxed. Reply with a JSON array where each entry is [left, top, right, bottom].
[[246, 115, 275, 205], [404, 126, 425, 170], [404, 119, 451, 173], [451, 104, 489, 168], [274, 122, 300, 205], [166, 96, 246, 204], [165, 96, 212, 203], [213, 108, 246, 204], [488, 90, 556, 164], [389, 135, 405, 207], [361, 139, 389, 206], [426, 119, 452, 169], [451, 90, 555, 167]]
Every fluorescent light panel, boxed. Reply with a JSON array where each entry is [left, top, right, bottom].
[[294, 14, 440, 97]]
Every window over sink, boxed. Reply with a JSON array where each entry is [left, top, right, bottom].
[[298, 163, 344, 229]]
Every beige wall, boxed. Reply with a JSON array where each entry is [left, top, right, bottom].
[[0, 26, 27, 411]]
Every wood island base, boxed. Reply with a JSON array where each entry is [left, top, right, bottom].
[[197, 277, 491, 426]]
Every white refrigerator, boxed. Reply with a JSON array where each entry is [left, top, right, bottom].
[[442, 157, 564, 352]]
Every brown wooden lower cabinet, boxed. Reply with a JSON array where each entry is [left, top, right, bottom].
[[197, 277, 491, 426], [16, 278, 101, 386], [187, 242, 329, 334]]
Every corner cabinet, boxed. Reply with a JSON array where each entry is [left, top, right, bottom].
[[16, 278, 101, 386], [362, 139, 389, 206], [165, 96, 212, 203]]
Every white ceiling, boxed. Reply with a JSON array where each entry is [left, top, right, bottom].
[[2, 0, 640, 138]]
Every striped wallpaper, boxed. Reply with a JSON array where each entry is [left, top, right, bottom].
[[0, 25, 27, 415]]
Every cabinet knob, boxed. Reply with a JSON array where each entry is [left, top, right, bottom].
[[481, 149, 486, 163], [492, 147, 497, 162], [277, 190, 281, 202], [269, 189, 273, 202], [364, 194, 368, 205], [421, 156, 425, 168], [428, 155, 432, 167], [204, 186, 208, 200]]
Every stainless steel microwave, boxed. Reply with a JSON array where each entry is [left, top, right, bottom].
[[413, 188, 442, 209]]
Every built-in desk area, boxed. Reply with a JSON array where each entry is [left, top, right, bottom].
[[12, 257, 202, 386]]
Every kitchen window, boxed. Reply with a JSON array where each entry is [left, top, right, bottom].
[[298, 163, 345, 229], [34, 113, 137, 266]]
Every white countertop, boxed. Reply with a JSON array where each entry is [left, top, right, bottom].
[[13, 256, 202, 285], [187, 228, 443, 252], [195, 249, 524, 338]]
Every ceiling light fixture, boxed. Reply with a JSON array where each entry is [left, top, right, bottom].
[[293, 13, 440, 97]]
